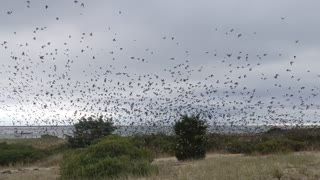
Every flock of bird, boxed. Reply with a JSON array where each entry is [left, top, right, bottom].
[[0, 1, 319, 133]]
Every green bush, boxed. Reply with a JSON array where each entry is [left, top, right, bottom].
[[255, 138, 305, 154], [133, 134, 176, 156], [225, 140, 256, 154], [61, 135, 155, 179], [174, 114, 208, 161], [67, 115, 116, 148], [0, 142, 46, 166]]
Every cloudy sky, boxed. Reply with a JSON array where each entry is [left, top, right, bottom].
[[0, 0, 319, 127]]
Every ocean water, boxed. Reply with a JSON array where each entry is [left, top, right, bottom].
[[0, 125, 270, 139]]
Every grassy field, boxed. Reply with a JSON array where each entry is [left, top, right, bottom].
[[1, 152, 320, 180]]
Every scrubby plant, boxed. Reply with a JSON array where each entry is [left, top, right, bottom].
[[61, 135, 155, 179], [133, 133, 177, 157], [67, 115, 116, 148], [41, 134, 59, 139], [174, 114, 208, 161], [0, 142, 47, 166], [225, 140, 256, 154], [256, 138, 305, 154]]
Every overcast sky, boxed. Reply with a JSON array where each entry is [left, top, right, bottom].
[[0, 0, 319, 127]]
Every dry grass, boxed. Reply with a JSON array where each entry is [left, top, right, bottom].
[[2, 152, 320, 180], [0, 153, 63, 170], [0, 153, 63, 180], [0, 167, 60, 180], [145, 152, 320, 180]]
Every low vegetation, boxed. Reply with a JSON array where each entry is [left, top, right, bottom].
[[0, 134, 67, 167], [133, 133, 176, 157], [0, 135, 66, 150], [132, 127, 320, 156], [0, 142, 47, 166], [60, 135, 155, 179], [4, 120, 320, 179]]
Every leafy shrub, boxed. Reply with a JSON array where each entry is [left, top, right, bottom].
[[255, 138, 305, 154], [225, 140, 256, 154], [0, 142, 46, 166], [174, 114, 208, 161], [61, 135, 155, 179], [67, 115, 116, 148], [133, 133, 176, 156]]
